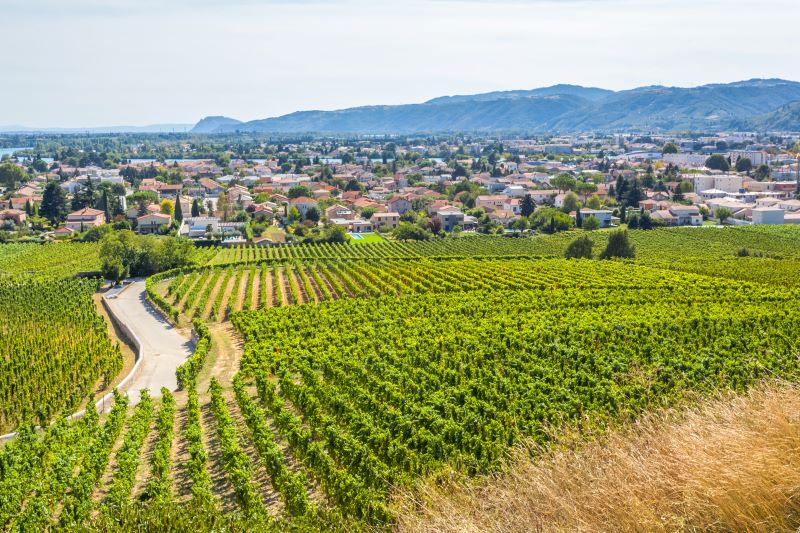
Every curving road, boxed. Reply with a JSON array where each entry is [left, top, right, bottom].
[[104, 281, 192, 404]]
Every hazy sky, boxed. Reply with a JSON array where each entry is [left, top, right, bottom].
[[2, 0, 799, 127]]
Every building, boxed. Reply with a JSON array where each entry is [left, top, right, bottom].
[[751, 207, 784, 225], [289, 196, 318, 217], [580, 209, 614, 228], [692, 174, 743, 194], [387, 196, 413, 215], [325, 204, 355, 221], [371, 212, 400, 229], [137, 213, 172, 234], [64, 208, 105, 231], [433, 207, 466, 232], [0, 209, 26, 226]]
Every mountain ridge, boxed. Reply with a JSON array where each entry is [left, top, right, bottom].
[[190, 78, 799, 134]]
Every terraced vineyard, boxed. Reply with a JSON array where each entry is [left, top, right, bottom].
[[5, 227, 800, 531]]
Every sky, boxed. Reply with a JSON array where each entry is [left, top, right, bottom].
[[1, 0, 799, 128]]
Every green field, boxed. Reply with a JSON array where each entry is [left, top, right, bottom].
[[3, 227, 800, 531]]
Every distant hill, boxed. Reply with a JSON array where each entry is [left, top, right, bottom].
[[190, 116, 243, 133], [743, 100, 800, 131], [194, 79, 800, 134]]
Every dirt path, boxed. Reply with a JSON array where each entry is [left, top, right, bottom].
[[217, 275, 237, 322], [260, 268, 273, 309], [104, 282, 193, 404], [250, 269, 261, 310], [201, 274, 226, 320], [225, 394, 284, 512], [234, 270, 249, 312], [279, 268, 292, 305], [200, 402, 238, 513], [169, 395, 193, 502], [131, 415, 159, 499]]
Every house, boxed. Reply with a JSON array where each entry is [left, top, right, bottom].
[[475, 195, 507, 211], [65, 207, 105, 231], [325, 204, 355, 221], [137, 213, 172, 234], [371, 212, 400, 229], [433, 207, 466, 232], [0, 209, 26, 225], [199, 178, 223, 195], [330, 218, 374, 233], [668, 205, 703, 226], [289, 196, 318, 217], [751, 207, 784, 225], [580, 209, 614, 228], [180, 216, 219, 239]]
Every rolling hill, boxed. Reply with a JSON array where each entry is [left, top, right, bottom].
[[192, 78, 800, 134]]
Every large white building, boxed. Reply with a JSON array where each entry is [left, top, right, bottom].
[[691, 174, 744, 194]]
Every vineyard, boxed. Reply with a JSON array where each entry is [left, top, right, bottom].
[[201, 226, 800, 268], [0, 278, 122, 432], [3, 227, 800, 530]]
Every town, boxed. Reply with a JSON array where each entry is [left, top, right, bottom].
[[2, 132, 800, 245]]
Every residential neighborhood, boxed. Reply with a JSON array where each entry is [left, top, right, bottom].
[[2, 132, 800, 246]]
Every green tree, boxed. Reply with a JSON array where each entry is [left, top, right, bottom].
[[586, 195, 602, 209], [393, 222, 433, 241], [561, 191, 581, 213], [564, 234, 594, 259], [705, 154, 731, 171], [716, 207, 733, 224], [287, 185, 312, 199], [305, 206, 321, 223], [41, 181, 69, 224], [0, 162, 26, 188], [600, 229, 635, 259], [520, 194, 535, 217], [174, 196, 184, 222], [735, 157, 753, 173], [754, 164, 771, 181], [583, 215, 601, 231], [191, 198, 201, 217], [551, 173, 576, 192], [102, 256, 129, 285], [662, 142, 679, 154]]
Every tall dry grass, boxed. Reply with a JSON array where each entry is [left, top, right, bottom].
[[396, 382, 800, 533]]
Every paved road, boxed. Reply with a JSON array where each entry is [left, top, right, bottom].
[[105, 281, 192, 404]]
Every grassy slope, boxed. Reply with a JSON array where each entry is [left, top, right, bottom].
[[396, 382, 800, 533]]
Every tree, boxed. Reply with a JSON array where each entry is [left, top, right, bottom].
[[575, 181, 598, 201], [551, 173, 576, 192], [360, 207, 376, 220], [600, 229, 635, 259], [393, 222, 433, 241], [511, 217, 529, 233], [287, 185, 312, 199], [41, 181, 69, 224], [705, 154, 731, 171], [735, 157, 753, 173], [583, 215, 601, 231], [0, 162, 26, 188], [174, 196, 184, 222], [586, 195, 602, 210], [561, 191, 581, 213], [520, 194, 535, 217], [288, 206, 301, 223], [191, 198, 201, 217], [575, 208, 583, 228], [755, 164, 771, 181], [102, 256, 129, 286], [565, 234, 594, 259], [662, 142, 679, 154], [159, 199, 174, 216], [305, 206, 321, 223], [716, 207, 733, 224], [624, 178, 644, 206]]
